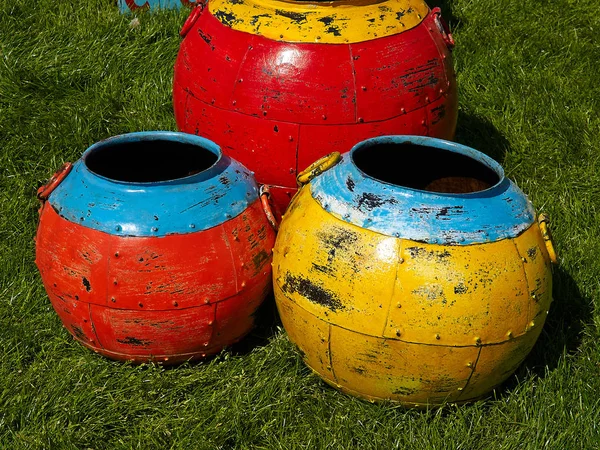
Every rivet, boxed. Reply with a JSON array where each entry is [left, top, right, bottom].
[[204, 298, 210, 304], [326, 365, 332, 370], [113, 280, 118, 285], [115, 225, 122, 232], [507, 331, 513, 338], [322, 114, 327, 120], [279, 34, 283, 38], [358, 117, 364, 123], [521, 257, 527, 262], [151, 227, 158, 232], [241, 281, 246, 288], [238, 78, 243, 83], [439, 88, 444, 94], [396, 303, 401, 308], [189, 223, 196, 229], [138, 302, 143, 308], [399, 257, 404, 264], [400, 107, 406, 114], [289, 168, 295, 174], [457, 387, 463, 391], [173, 301, 178, 307], [531, 293, 537, 301], [164, 357, 169, 361], [234, 235, 240, 241], [208, 320, 214, 326], [288, 136, 294, 141], [111, 297, 116, 303], [263, 111, 267, 116], [83, 319, 87, 323], [466, 362, 473, 368], [425, 96, 429, 102], [114, 252, 119, 257], [201, 353, 206, 357], [395, 329, 401, 337], [435, 334, 441, 340], [529, 320, 536, 328], [211, 98, 215, 104], [361, 86, 367, 91], [474, 337, 481, 345], [421, 119, 426, 125], [203, 342, 209, 347], [241, 262, 246, 268]]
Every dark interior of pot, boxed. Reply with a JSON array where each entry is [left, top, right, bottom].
[[85, 140, 219, 183], [352, 142, 500, 194]]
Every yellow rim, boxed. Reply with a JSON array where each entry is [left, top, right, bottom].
[[209, 0, 430, 44]]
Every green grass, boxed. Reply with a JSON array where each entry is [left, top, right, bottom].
[[1, 0, 599, 448]]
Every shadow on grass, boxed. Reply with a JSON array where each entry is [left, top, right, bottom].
[[426, 0, 460, 29], [454, 112, 510, 164], [499, 265, 593, 394]]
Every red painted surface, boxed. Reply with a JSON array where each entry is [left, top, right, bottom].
[[35, 200, 275, 364], [173, 7, 458, 212]]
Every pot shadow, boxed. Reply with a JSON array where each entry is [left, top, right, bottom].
[[227, 291, 282, 357], [496, 265, 593, 395], [453, 112, 509, 164]]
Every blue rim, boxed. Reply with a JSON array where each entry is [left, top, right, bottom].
[[47, 131, 259, 237], [310, 135, 535, 245]]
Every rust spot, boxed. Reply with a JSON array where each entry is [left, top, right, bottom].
[[346, 177, 355, 192], [356, 192, 397, 211], [214, 10, 238, 27], [392, 386, 418, 396], [317, 226, 358, 264], [527, 247, 538, 260], [117, 336, 152, 347], [275, 9, 307, 24], [252, 250, 270, 272], [82, 277, 91, 292], [454, 283, 468, 295], [71, 325, 86, 341], [198, 29, 215, 51], [282, 272, 344, 311]]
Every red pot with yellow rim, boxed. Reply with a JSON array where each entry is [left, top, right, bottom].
[[173, 0, 458, 212]]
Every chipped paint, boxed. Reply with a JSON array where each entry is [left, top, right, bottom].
[[208, 0, 429, 44], [173, 4, 458, 212], [35, 133, 276, 364], [273, 139, 554, 405]]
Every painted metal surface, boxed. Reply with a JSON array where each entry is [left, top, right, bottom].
[[273, 137, 555, 406], [310, 136, 536, 245], [173, 0, 458, 212], [118, 0, 198, 13], [208, 0, 429, 44], [35, 132, 275, 364], [48, 133, 258, 237]]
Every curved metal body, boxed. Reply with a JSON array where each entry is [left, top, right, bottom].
[[273, 136, 554, 406], [35, 132, 275, 364], [173, 0, 458, 212]]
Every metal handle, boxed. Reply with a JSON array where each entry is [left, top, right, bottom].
[[538, 213, 557, 264], [260, 185, 279, 231], [432, 7, 455, 50], [180, 2, 204, 37], [296, 152, 341, 187], [37, 162, 72, 203]]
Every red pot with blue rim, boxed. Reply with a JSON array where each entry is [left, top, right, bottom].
[[35, 132, 276, 364]]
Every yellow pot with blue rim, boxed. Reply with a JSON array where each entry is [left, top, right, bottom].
[[272, 135, 556, 406]]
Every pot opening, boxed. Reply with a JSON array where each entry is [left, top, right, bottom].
[[85, 139, 219, 183], [352, 142, 500, 194]]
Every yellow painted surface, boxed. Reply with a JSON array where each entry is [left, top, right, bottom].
[[209, 0, 430, 44], [273, 187, 554, 404]]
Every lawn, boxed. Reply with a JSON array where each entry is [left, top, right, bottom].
[[1, 0, 599, 448]]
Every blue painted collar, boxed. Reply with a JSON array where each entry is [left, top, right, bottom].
[[309, 136, 535, 245], [48, 132, 258, 237]]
